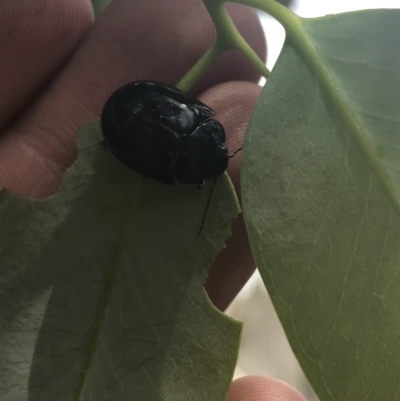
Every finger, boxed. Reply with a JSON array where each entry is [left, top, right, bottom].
[[0, 0, 94, 130], [0, 0, 265, 197], [199, 81, 261, 311], [227, 376, 308, 401]]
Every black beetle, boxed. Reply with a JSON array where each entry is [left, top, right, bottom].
[[101, 80, 230, 185]]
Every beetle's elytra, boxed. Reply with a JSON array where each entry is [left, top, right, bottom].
[[101, 80, 229, 185]]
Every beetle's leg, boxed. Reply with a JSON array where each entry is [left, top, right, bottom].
[[196, 181, 205, 189], [99, 139, 107, 147], [175, 119, 228, 184], [228, 147, 242, 158], [198, 177, 217, 235]]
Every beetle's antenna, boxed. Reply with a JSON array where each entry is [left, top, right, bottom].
[[228, 147, 242, 158], [198, 177, 217, 235]]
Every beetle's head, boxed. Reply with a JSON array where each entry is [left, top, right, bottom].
[[203, 144, 229, 179]]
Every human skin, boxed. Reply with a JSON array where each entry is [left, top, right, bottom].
[[0, 1, 307, 400]]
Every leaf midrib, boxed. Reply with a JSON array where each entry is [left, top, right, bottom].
[[289, 13, 400, 211], [73, 178, 142, 400]]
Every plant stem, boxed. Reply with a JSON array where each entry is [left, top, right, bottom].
[[203, 0, 270, 79], [230, 0, 323, 88], [228, 0, 302, 41], [176, 40, 225, 92], [177, 0, 271, 92]]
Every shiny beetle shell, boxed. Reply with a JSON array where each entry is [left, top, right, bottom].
[[101, 80, 229, 185]]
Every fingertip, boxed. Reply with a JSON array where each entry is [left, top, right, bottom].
[[227, 376, 309, 401]]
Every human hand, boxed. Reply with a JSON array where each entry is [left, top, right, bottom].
[[0, 0, 261, 310], [0, 1, 307, 400]]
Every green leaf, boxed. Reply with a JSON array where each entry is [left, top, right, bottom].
[[0, 121, 241, 401], [242, 10, 400, 401], [90, 0, 111, 16]]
